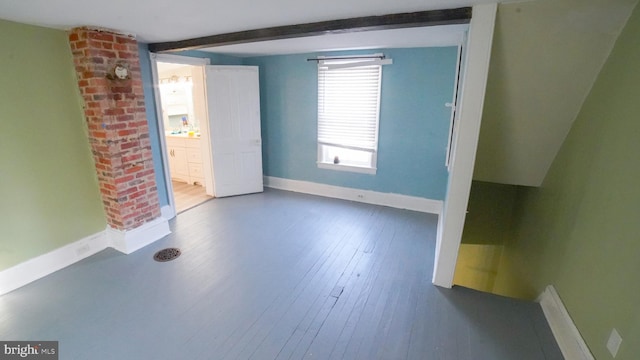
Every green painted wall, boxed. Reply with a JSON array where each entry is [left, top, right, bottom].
[[461, 181, 518, 246], [493, 4, 640, 358], [0, 20, 105, 271], [454, 181, 517, 292]]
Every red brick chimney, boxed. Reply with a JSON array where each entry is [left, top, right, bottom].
[[68, 27, 160, 231]]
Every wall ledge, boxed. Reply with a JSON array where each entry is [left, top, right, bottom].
[[264, 176, 442, 215], [538, 285, 594, 360], [107, 216, 170, 254]]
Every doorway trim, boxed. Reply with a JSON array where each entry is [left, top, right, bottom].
[[432, 3, 497, 288], [149, 53, 211, 218]]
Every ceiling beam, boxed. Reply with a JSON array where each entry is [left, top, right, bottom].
[[148, 7, 472, 53]]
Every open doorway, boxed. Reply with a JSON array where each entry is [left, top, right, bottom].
[[152, 56, 215, 213]]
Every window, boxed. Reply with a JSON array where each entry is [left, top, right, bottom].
[[317, 55, 390, 174]]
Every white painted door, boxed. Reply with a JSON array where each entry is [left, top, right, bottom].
[[206, 66, 263, 197]]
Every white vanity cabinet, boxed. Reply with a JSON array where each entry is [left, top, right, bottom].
[[166, 135, 204, 185], [185, 140, 204, 185]]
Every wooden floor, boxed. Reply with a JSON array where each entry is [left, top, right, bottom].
[[172, 180, 213, 213], [0, 189, 562, 359]]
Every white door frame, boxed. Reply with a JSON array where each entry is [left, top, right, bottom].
[[149, 53, 212, 218], [432, 4, 497, 287]]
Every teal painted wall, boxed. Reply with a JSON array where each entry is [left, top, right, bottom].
[[140, 47, 456, 202], [0, 20, 106, 271], [138, 43, 169, 207], [493, 4, 640, 358], [245, 47, 457, 200]]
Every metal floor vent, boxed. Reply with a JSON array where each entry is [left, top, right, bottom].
[[153, 248, 181, 262]]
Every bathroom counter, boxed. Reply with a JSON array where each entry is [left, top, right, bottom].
[[165, 132, 201, 139]]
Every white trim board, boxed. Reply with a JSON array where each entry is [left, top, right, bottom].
[[432, 3, 497, 288], [538, 285, 594, 360], [0, 216, 171, 296], [107, 216, 171, 254], [263, 176, 443, 215]]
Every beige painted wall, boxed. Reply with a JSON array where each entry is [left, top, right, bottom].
[[475, 0, 638, 186], [0, 19, 105, 271]]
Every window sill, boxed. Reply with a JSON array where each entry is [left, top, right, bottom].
[[317, 162, 377, 175]]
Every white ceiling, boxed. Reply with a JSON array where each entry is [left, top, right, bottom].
[[0, 0, 495, 53]]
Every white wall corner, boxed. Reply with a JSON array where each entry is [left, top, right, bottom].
[[538, 285, 594, 360], [432, 3, 497, 288], [107, 216, 171, 254], [0, 231, 108, 296], [264, 176, 442, 215], [161, 204, 176, 220]]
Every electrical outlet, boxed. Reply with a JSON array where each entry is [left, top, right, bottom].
[[607, 328, 622, 358]]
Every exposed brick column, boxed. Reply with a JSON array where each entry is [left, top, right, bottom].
[[69, 28, 160, 231]]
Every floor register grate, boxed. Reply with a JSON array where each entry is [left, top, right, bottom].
[[153, 248, 182, 262]]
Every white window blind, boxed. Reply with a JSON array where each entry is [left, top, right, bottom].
[[317, 62, 382, 153]]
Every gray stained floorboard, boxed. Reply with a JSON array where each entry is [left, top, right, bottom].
[[0, 189, 563, 360]]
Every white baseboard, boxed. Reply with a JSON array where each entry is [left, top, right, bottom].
[[1, 215, 172, 296], [107, 216, 171, 254], [432, 210, 452, 287], [264, 176, 443, 215], [0, 231, 108, 295], [538, 285, 594, 360]]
